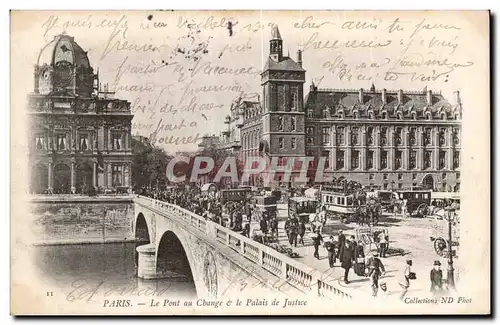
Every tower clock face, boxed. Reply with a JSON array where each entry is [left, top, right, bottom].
[[38, 67, 52, 94]]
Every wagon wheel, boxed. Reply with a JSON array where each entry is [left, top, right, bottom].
[[417, 203, 429, 217], [433, 237, 448, 257]]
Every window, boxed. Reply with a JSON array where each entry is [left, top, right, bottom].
[[279, 137, 284, 149], [409, 150, 417, 169], [369, 173, 374, 180], [278, 116, 283, 131], [57, 134, 67, 150], [291, 137, 296, 149], [442, 173, 447, 180], [439, 128, 446, 146], [112, 133, 122, 150], [322, 127, 330, 145], [381, 151, 388, 169], [291, 116, 296, 131], [412, 173, 417, 181], [352, 150, 359, 169], [383, 173, 388, 180], [367, 151, 374, 169], [453, 151, 460, 169], [307, 109, 313, 118], [306, 127, 314, 135], [79, 134, 88, 151], [322, 151, 330, 168], [395, 150, 402, 169], [380, 127, 388, 145], [409, 128, 417, 145], [453, 128, 460, 145], [35, 135, 45, 151], [383, 183, 388, 190], [307, 137, 314, 145], [351, 127, 359, 145], [291, 92, 298, 111], [367, 127, 374, 145], [394, 128, 402, 145], [398, 183, 403, 189], [456, 172, 460, 180], [439, 151, 446, 169], [336, 150, 345, 169], [112, 164, 123, 187], [336, 127, 345, 145], [424, 128, 432, 146], [322, 109, 328, 118], [424, 151, 432, 169], [398, 173, 403, 180]]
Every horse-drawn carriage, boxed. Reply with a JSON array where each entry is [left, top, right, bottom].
[[252, 195, 278, 222], [378, 189, 432, 217], [288, 197, 319, 224], [219, 188, 251, 204]]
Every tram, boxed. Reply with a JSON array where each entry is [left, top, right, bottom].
[[220, 187, 251, 204]]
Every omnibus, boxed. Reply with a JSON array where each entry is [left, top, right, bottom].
[[288, 197, 319, 224]]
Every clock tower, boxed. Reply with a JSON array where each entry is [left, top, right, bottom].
[[260, 26, 306, 159]]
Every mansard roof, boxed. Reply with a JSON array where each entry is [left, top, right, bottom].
[[304, 87, 459, 119]]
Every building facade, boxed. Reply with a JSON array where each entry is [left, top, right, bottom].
[[28, 34, 134, 194], [235, 26, 462, 191]]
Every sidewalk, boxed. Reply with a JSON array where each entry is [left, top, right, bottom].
[[247, 210, 461, 299]]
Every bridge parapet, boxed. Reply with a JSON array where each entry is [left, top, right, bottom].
[[135, 195, 353, 300]]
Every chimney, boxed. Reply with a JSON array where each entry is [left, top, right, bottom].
[[427, 90, 433, 105], [454, 90, 461, 106], [382, 88, 387, 105], [359, 88, 364, 103], [398, 89, 403, 105], [297, 50, 302, 67]]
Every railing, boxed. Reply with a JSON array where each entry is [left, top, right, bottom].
[[135, 195, 352, 300]]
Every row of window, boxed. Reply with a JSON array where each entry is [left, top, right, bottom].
[[35, 133, 124, 151], [303, 126, 460, 146], [299, 149, 460, 170], [306, 108, 457, 120]]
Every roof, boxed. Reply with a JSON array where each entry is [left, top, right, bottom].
[[271, 25, 282, 40], [263, 56, 306, 72], [37, 34, 91, 69], [304, 88, 461, 119]]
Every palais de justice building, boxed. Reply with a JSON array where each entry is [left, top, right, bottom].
[[222, 26, 461, 192], [28, 34, 133, 194]]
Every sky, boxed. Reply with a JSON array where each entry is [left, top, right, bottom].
[[11, 10, 488, 154]]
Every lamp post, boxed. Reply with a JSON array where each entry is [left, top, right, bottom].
[[445, 205, 456, 289]]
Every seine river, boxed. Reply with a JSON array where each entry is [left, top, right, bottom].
[[33, 242, 197, 301]]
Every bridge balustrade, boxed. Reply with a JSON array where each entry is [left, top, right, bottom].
[[136, 195, 352, 300]]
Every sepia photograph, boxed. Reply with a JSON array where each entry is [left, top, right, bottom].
[[9, 10, 490, 315]]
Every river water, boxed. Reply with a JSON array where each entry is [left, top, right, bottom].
[[33, 242, 198, 301]]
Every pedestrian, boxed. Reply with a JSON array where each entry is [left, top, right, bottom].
[[337, 230, 346, 261], [399, 259, 413, 300], [325, 236, 336, 268], [341, 239, 354, 284], [430, 260, 443, 296], [260, 217, 268, 235], [298, 221, 306, 245], [284, 218, 291, 243], [354, 241, 365, 276], [241, 222, 251, 238], [378, 230, 388, 258], [367, 252, 385, 297], [312, 230, 323, 259]]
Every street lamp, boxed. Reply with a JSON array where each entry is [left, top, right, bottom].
[[444, 205, 457, 290]]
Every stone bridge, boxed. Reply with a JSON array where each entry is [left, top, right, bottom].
[[133, 195, 352, 301]]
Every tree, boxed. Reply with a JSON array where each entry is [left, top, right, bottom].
[[131, 138, 171, 190]]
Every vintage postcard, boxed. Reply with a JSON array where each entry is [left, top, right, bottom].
[[10, 10, 490, 315]]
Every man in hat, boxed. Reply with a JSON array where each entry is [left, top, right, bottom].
[[325, 235, 337, 268], [430, 260, 443, 296], [337, 230, 346, 261], [367, 251, 385, 297], [312, 229, 324, 259]]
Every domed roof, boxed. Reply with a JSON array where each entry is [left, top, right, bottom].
[[37, 34, 91, 69]]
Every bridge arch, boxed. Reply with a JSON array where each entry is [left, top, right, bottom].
[[134, 213, 151, 267], [156, 230, 203, 298]]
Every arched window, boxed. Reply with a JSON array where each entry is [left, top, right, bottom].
[[278, 116, 283, 131], [291, 116, 296, 131], [291, 92, 298, 111]]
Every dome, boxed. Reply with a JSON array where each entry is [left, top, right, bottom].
[[37, 34, 91, 69]]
